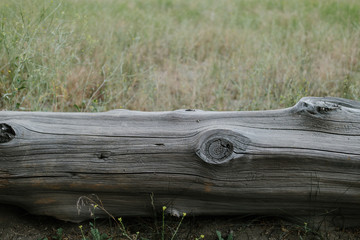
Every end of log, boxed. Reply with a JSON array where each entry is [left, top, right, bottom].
[[195, 129, 250, 164], [292, 97, 360, 115], [293, 97, 341, 115], [0, 123, 15, 143]]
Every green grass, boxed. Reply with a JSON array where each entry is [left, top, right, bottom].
[[1, 0, 359, 112]]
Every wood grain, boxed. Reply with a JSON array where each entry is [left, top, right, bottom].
[[0, 97, 359, 224]]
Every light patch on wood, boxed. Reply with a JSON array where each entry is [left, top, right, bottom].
[[68, 183, 126, 191], [30, 179, 44, 187], [204, 182, 212, 193], [0, 172, 10, 188], [34, 198, 57, 204], [0, 180, 9, 188]]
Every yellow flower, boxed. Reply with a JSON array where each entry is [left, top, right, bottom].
[[79, 225, 83, 229], [162, 206, 167, 211], [94, 204, 98, 209], [118, 217, 122, 222], [200, 235, 205, 238], [183, 212, 186, 217]]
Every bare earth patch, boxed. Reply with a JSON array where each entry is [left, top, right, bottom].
[[1, 204, 360, 240]]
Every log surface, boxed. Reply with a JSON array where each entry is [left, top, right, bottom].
[[0, 97, 359, 223]]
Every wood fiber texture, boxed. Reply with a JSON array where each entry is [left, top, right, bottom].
[[0, 97, 359, 224]]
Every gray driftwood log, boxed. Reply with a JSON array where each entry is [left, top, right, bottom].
[[0, 97, 359, 224]]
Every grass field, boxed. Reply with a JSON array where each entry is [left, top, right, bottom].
[[0, 0, 359, 112]]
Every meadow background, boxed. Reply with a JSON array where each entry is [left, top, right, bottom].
[[0, 0, 359, 112]]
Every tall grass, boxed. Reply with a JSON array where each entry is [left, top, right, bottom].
[[1, 0, 359, 111]]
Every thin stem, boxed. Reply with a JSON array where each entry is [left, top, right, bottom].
[[170, 213, 186, 240], [162, 206, 166, 240]]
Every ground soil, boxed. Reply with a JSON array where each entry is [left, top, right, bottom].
[[1, 204, 360, 240]]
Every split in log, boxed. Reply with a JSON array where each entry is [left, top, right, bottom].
[[0, 97, 359, 225]]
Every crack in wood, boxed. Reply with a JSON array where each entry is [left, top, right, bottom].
[[154, 143, 165, 146], [97, 151, 111, 159]]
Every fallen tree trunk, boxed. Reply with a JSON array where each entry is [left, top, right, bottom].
[[0, 97, 359, 224]]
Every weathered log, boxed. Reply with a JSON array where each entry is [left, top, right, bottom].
[[0, 97, 359, 224]]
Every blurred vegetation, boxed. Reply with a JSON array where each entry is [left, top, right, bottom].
[[0, 0, 359, 111]]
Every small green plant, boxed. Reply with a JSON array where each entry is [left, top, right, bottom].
[[160, 205, 187, 240], [195, 234, 205, 240], [52, 228, 64, 240], [89, 221, 112, 240], [79, 225, 86, 240], [216, 230, 233, 240], [36, 228, 64, 240], [299, 222, 311, 240], [76, 195, 188, 240], [78, 221, 112, 240], [170, 212, 186, 240], [162, 206, 166, 240], [77, 201, 114, 240], [117, 217, 138, 240]]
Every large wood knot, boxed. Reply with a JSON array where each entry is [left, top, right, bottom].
[[205, 138, 233, 161], [196, 129, 249, 165]]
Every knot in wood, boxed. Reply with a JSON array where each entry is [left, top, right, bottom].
[[197, 131, 239, 165], [0, 123, 15, 143], [206, 138, 233, 161]]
